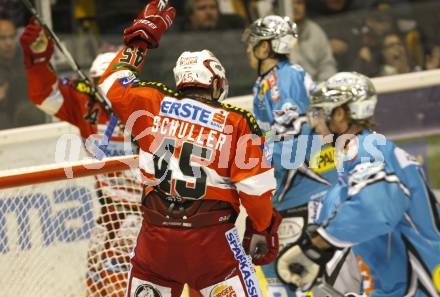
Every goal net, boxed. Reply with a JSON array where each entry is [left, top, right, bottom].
[[0, 156, 142, 297]]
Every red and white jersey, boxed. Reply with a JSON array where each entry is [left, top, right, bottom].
[[99, 47, 276, 231], [25, 63, 141, 204], [26, 63, 135, 155]]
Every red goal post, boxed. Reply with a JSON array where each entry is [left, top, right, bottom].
[[0, 155, 142, 297], [0, 155, 139, 189]]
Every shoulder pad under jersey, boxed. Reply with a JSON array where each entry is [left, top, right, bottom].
[[132, 81, 181, 97], [221, 103, 262, 136]]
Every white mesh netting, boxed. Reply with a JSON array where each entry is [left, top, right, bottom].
[[0, 162, 143, 297]]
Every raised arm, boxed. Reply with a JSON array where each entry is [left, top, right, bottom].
[[20, 19, 81, 125], [98, 1, 175, 131]]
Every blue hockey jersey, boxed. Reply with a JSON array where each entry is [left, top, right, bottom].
[[317, 129, 440, 297], [252, 60, 342, 297], [252, 60, 337, 212]]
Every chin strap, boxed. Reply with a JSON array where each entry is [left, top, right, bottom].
[[253, 42, 271, 76], [330, 122, 352, 147], [255, 46, 264, 76]]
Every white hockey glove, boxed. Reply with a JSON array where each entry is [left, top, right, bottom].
[[276, 225, 335, 292]]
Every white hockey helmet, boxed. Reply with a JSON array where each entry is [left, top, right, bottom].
[[173, 50, 228, 101], [89, 52, 118, 79], [310, 72, 378, 120], [242, 15, 298, 55]]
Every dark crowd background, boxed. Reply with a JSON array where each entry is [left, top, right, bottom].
[[0, 0, 439, 133]]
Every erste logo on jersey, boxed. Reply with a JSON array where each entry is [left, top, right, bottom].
[[160, 97, 229, 132]]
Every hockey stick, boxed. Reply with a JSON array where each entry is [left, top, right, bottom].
[[21, 0, 118, 160]]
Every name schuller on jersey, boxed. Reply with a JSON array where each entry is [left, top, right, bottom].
[[151, 97, 230, 150]]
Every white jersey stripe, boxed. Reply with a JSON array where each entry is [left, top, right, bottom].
[[38, 81, 64, 115], [100, 70, 133, 98], [235, 168, 275, 196], [317, 227, 355, 248]]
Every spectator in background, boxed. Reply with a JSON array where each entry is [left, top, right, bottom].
[[372, 0, 424, 70], [289, 0, 337, 82], [312, 2, 363, 72], [72, 0, 99, 67], [350, 1, 425, 76], [0, 0, 25, 26], [379, 32, 412, 75], [348, 8, 397, 76], [307, 0, 354, 17], [216, 0, 249, 20], [178, 0, 245, 31], [0, 63, 45, 129], [321, 0, 353, 14], [425, 39, 440, 70], [0, 67, 12, 129], [247, 0, 276, 20], [318, 0, 424, 77], [0, 18, 18, 64], [0, 18, 45, 129]]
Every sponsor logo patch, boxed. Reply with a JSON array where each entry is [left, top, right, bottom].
[[211, 284, 236, 297], [278, 217, 304, 249], [120, 74, 138, 87], [160, 97, 228, 132], [310, 146, 336, 174], [266, 285, 290, 297], [134, 284, 161, 297], [433, 264, 440, 293], [308, 193, 325, 223], [356, 256, 374, 294], [60, 78, 71, 86], [267, 72, 281, 103], [76, 81, 93, 95], [130, 277, 171, 297], [225, 228, 261, 297], [200, 276, 244, 297], [348, 161, 384, 185], [179, 56, 198, 65]]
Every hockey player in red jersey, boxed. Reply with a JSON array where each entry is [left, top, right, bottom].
[[19, 20, 142, 297], [98, 1, 282, 296]]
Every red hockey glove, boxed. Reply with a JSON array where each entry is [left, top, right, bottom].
[[124, 0, 176, 50], [20, 17, 54, 68], [243, 209, 282, 266]]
